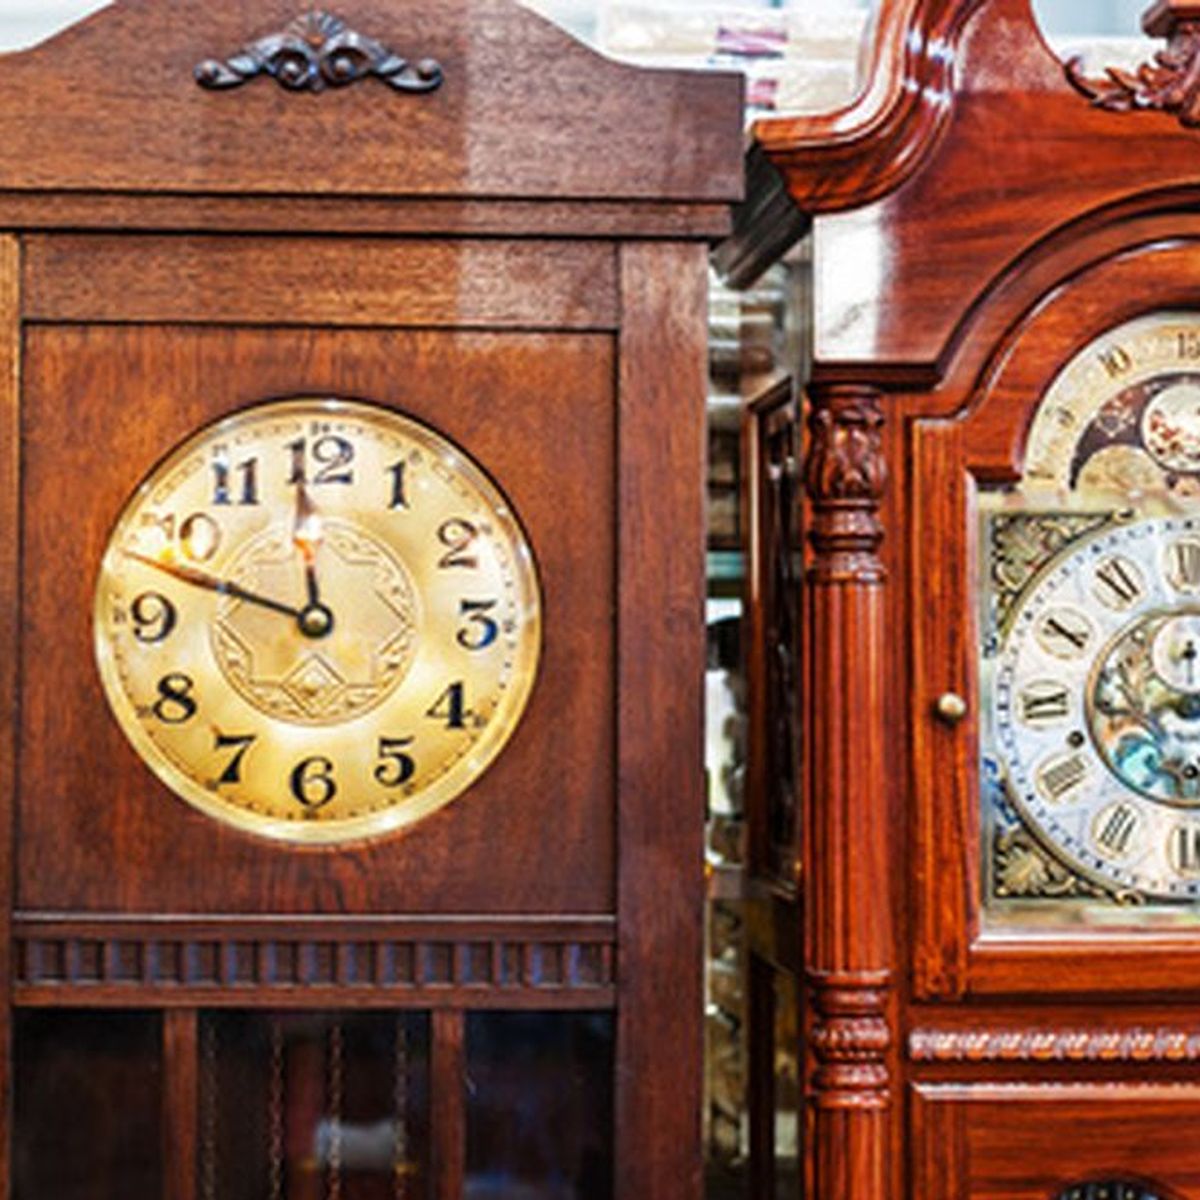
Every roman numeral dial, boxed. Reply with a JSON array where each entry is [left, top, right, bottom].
[[992, 514, 1200, 900]]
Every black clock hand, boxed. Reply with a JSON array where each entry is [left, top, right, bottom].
[[124, 551, 306, 622]]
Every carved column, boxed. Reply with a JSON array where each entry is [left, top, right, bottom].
[[803, 384, 892, 1200]]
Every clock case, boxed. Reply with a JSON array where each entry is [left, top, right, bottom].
[[0, 2, 743, 1197], [725, 0, 1200, 1198]]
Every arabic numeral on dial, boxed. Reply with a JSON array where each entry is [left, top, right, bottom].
[[388, 460, 409, 509], [290, 756, 337, 809], [152, 674, 197, 725], [427, 681, 471, 730], [180, 512, 222, 562], [375, 737, 416, 788], [212, 456, 259, 506], [214, 733, 256, 785], [131, 592, 177, 644], [438, 519, 479, 569], [288, 435, 355, 486], [139, 511, 222, 562], [457, 599, 499, 650], [1180, 331, 1200, 360]]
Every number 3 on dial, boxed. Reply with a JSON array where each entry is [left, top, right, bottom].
[[94, 397, 542, 844]]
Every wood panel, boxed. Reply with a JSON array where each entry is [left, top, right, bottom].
[[615, 242, 708, 1200], [18, 324, 616, 916], [431, 1010, 466, 1200], [24, 236, 619, 329], [0, 0, 742, 204], [162, 1010, 198, 1200], [911, 1083, 1200, 1199], [0, 236, 19, 1200]]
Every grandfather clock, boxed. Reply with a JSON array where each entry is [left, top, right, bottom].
[[731, 0, 1200, 1196], [0, 3, 743, 1197]]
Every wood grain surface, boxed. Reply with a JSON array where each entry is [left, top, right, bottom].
[[0, 0, 742, 203]]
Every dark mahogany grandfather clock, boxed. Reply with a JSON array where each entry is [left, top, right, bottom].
[[729, 0, 1200, 1196], [0, 2, 742, 1197]]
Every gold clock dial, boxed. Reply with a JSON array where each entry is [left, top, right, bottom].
[[94, 398, 542, 844]]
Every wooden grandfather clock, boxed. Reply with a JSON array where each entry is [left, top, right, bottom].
[[728, 0, 1200, 1196], [0, 3, 743, 1197]]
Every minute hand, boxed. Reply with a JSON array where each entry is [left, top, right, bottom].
[[124, 551, 305, 620]]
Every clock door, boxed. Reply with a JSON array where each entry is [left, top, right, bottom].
[[913, 248, 1200, 998], [908, 240, 1200, 1199]]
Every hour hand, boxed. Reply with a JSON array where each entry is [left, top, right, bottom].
[[123, 550, 305, 621]]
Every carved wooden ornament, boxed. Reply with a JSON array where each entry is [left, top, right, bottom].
[[1066, 1, 1200, 128], [195, 10, 444, 94]]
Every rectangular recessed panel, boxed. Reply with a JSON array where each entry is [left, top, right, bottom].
[[14, 1011, 163, 1200], [466, 1011, 614, 1198]]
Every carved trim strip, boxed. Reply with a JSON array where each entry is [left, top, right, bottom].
[[196, 11, 444, 94], [15, 932, 614, 999], [811, 973, 892, 1110], [1056, 1183, 1164, 1200], [910, 1026, 1200, 1063]]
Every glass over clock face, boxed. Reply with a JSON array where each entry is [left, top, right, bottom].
[[94, 397, 542, 844], [984, 313, 1200, 912]]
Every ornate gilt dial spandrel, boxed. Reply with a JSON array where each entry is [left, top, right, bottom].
[[983, 313, 1200, 921], [93, 397, 542, 845]]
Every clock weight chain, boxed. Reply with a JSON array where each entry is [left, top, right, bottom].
[[201, 1016, 219, 1200], [327, 1019, 344, 1200], [269, 1017, 285, 1200]]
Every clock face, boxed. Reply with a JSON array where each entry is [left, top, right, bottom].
[[93, 397, 542, 844], [994, 515, 1200, 898], [984, 312, 1200, 909]]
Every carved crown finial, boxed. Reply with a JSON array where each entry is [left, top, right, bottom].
[[1066, 0, 1200, 127], [1143, 0, 1200, 39], [195, 10, 444, 95]]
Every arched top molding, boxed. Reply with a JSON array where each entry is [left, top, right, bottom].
[[730, 0, 1200, 363], [751, 0, 990, 217], [939, 222, 1200, 481], [0, 0, 743, 231]]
